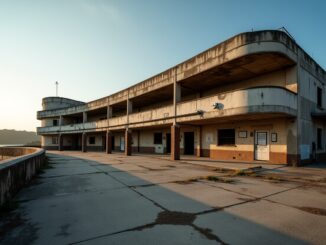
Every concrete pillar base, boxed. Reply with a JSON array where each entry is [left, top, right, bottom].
[[125, 129, 132, 156], [171, 124, 180, 160], [82, 133, 87, 153], [106, 131, 112, 154]]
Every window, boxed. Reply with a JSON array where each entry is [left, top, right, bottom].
[[53, 119, 58, 126], [52, 136, 58, 144], [218, 129, 235, 146], [317, 87, 323, 108], [317, 128, 323, 150], [89, 136, 95, 145], [154, 133, 162, 144]]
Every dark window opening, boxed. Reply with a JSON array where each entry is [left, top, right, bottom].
[[218, 129, 235, 146], [317, 87, 322, 108], [317, 128, 323, 150], [52, 136, 58, 144], [53, 119, 58, 126], [154, 133, 162, 144], [89, 136, 95, 145]]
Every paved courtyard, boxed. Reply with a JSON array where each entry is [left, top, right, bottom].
[[1, 151, 326, 244]]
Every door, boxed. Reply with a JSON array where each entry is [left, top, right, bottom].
[[255, 131, 269, 161], [120, 136, 125, 151], [166, 133, 171, 153], [184, 132, 194, 155], [111, 136, 115, 151]]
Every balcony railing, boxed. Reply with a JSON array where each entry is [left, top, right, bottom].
[[37, 87, 297, 134]]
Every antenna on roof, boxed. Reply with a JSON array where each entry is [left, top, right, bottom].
[[55, 81, 59, 97], [278, 27, 296, 42]]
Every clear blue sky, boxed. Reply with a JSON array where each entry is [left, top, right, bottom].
[[0, 0, 325, 131]]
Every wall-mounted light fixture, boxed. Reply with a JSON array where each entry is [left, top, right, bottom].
[[213, 103, 224, 110]]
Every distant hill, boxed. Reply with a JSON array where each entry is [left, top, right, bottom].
[[0, 129, 40, 145]]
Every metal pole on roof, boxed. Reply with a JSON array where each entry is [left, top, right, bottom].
[[55, 81, 59, 97]]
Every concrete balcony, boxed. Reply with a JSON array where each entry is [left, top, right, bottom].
[[37, 120, 108, 134], [37, 87, 297, 134], [177, 86, 297, 123]]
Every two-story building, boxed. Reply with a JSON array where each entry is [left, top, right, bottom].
[[37, 30, 326, 166]]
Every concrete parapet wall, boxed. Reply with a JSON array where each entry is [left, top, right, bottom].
[[0, 147, 45, 205]]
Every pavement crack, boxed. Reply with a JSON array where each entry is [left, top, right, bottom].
[[91, 164, 168, 211], [39, 171, 103, 179], [70, 210, 228, 244]]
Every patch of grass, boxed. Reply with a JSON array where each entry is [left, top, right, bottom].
[[230, 169, 258, 177], [296, 206, 326, 216], [213, 168, 232, 173], [205, 176, 235, 183], [175, 178, 199, 184]]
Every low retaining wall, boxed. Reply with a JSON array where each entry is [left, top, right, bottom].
[[0, 147, 46, 206]]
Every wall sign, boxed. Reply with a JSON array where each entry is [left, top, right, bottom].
[[271, 133, 277, 142], [205, 133, 213, 143], [238, 131, 247, 138]]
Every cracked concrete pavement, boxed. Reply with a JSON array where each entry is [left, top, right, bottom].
[[1, 151, 325, 245]]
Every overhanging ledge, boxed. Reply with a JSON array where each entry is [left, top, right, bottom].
[[311, 112, 326, 119]]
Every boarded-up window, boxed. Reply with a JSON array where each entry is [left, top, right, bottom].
[[218, 129, 235, 146]]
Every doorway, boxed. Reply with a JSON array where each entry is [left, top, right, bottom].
[[166, 133, 171, 153], [120, 136, 125, 151], [111, 135, 115, 151], [254, 131, 269, 161], [184, 132, 194, 155]]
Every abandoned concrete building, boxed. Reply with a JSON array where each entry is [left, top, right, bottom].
[[37, 30, 326, 166]]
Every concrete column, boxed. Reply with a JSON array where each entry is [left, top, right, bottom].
[[59, 115, 63, 126], [58, 134, 63, 151], [83, 112, 87, 123], [171, 124, 180, 160], [125, 128, 132, 156], [173, 82, 181, 124], [82, 132, 87, 152], [197, 126, 202, 157], [107, 105, 113, 119], [126, 99, 133, 125], [106, 131, 113, 154], [127, 100, 133, 115]]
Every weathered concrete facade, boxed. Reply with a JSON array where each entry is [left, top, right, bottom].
[[37, 30, 326, 165]]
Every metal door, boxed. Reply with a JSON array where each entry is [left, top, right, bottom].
[[255, 131, 269, 161]]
